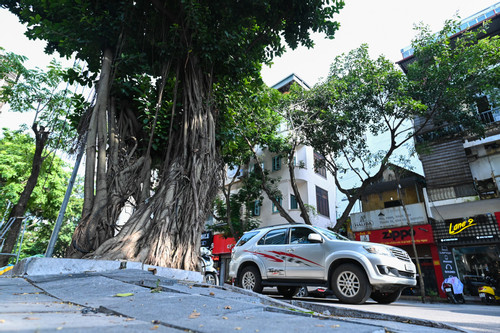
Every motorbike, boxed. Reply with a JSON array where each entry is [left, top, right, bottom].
[[200, 246, 219, 285], [478, 276, 500, 305], [441, 276, 465, 304]]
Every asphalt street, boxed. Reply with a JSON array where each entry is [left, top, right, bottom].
[[286, 297, 500, 333]]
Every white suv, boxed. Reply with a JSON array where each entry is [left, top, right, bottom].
[[229, 224, 416, 304]]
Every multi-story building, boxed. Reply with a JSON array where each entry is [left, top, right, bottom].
[[397, 3, 500, 297], [208, 74, 337, 284], [226, 73, 337, 229]]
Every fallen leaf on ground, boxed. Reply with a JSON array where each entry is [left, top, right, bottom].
[[235, 327, 242, 330], [189, 311, 200, 319], [23, 317, 39, 320], [210, 292, 215, 296], [113, 293, 134, 297], [222, 316, 228, 320], [330, 325, 340, 328], [315, 324, 324, 327], [224, 306, 232, 309], [151, 325, 159, 330], [125, 318, 135, 321], [0, 320, 5, 323]]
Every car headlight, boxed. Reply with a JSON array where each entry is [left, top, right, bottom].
[[363, 245, 394, 257]]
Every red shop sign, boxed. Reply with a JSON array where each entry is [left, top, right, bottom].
[[355, 224, 434, 246], [212, 234, 236, 255]]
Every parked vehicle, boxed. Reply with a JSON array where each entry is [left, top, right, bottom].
[[200, 246, 218, 285], [478, 276, 500, 304], [229, 224, 416, 304], [441, 276, 465, 304]]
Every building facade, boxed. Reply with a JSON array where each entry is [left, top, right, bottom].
[[225, 74, 337, 229], [397, 3, 500, 296], [350, 165, 443, 296]]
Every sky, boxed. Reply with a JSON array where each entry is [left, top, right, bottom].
[[1, 1, 498, 214], [261, 0, 499, 87], [0, 1, 498, 87]]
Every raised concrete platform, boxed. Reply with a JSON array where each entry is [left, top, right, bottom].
[[9, 257, 202, 282]]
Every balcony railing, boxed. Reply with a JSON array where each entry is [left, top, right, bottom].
[[480, 106, 500, 125]]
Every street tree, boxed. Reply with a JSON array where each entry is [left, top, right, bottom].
[[0, 129, 83, 262], [2, 0, 345, 269], [215, 78, 322, 239], [0, 50, 84, 266], [288, 19, 499, 231]]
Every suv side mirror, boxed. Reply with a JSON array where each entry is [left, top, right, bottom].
[[308, 233, 323, 243]]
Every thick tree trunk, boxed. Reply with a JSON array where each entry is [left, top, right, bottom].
[[91, 58, 220, 271], [287, 147, 311, 225], [67, 48, 115, 258], [0, 124, 49, 266]]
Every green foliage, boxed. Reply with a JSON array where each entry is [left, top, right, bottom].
[[407, 19, 500, 141], [217, 79, 285, 165], [286, 19, 500, 229], [210, 196, 261, 240], [0, 129, 83, 258], [0, 49, 87, 152]]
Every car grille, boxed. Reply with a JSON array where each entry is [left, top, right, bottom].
[[398, 270, 415, 278], [391, 248, 411, 262]]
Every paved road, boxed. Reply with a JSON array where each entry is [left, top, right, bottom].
[[281, 296, 500, 333]]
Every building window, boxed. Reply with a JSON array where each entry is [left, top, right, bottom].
[[316, 186, 329, 217], [272, 156, 281, 171], [314, 152, 327, 178], [253, 200, 261, 216], [290, 194, 298, 210], [272, 197, 282, 213]]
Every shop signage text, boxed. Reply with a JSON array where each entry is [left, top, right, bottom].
[[382, 228, 415, 241], [437, 245, 458, 279], [350, 203, 427, 232], [449, 218, 476, 235], [355, 224, 434, 246]]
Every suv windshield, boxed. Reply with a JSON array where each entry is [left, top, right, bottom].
[[235, 231, 259, 247], [312, 226, 349, 241]]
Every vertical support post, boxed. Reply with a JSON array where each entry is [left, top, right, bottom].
[[219, 257, 227, 286], [45, 145, 84, 257]]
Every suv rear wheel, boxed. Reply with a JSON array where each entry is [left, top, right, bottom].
[[277, 286, 299, 298], [238, 266, 263, 293], [331, 263, 371, 304]]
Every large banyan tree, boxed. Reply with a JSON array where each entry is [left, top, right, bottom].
[[3, 0, 344, 270]]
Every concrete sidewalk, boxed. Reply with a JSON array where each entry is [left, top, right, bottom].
[[0, 258, 462, 332]]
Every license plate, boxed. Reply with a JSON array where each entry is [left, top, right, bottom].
[[480, 293, 485, 298], [445, 288, 452, 292]]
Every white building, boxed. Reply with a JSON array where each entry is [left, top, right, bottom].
[[226, 74, 337, 229]]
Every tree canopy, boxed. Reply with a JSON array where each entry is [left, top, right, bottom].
[[286, 19, 500, 230], [1, 0, 347, 269]]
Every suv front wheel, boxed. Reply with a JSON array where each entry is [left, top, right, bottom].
[[238, 266, 263, 293], [331, 263, 371, 304]]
